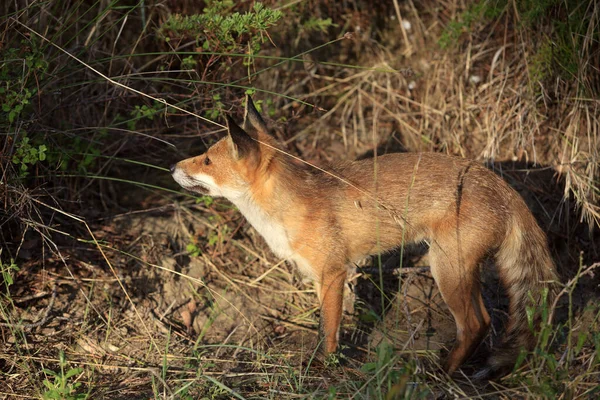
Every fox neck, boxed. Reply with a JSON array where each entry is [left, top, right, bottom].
[[225, 164, 298, 260]]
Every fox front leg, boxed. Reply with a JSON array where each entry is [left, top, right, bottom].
[[315, 268, 348, 356]]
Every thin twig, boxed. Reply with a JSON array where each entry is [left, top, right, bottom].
[[0, 284, 57, 330]]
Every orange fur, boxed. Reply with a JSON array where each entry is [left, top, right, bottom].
[[171, 96, 558, 377]]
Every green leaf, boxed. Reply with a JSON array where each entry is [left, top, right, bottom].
[[64, 367, 83, 379], [513, 348, 528, 371], [360, 362, 377, 373], [42, 379, 56, 389], [526, 305, 534, 330], [575, 331, 588, 355]]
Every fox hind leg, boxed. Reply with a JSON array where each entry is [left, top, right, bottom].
[[428, 238, 491, 375]]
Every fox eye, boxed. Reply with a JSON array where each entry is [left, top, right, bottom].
[[204, 156, 211, 166]]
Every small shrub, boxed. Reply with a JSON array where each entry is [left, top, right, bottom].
[[0, 256, 19, 289], [11, 134, 47, 176], [127, 102, 163, 131], [0, 42, 47, 125], [42, 351, 87, 400], [159, 1, 282, 67]]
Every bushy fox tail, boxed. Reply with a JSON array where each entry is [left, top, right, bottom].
[[486, 206, 558, 376]]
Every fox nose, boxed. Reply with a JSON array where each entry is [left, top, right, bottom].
[[169, 163, 177, 173]]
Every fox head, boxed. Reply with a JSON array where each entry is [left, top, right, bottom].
[[171, 96, 277, 200]]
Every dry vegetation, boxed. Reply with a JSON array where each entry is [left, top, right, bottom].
[[1, 0, 599, 398]]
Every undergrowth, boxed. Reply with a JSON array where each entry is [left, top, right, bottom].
[[1, 0, 599, 398]]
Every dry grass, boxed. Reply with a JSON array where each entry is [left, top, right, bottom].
[[1, 0, 599, 398]]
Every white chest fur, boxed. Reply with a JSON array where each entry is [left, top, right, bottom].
[[228, 192, 316, 281], [231, 194, 295, 259]]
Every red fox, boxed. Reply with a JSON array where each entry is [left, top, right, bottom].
[[171, 96, 557, 377]]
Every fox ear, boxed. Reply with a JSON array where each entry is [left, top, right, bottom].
[[242, 95, 268, 134], [226, 115, 258, 160]]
